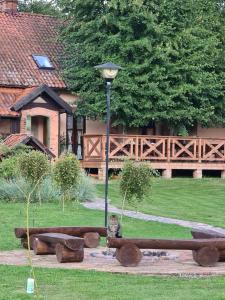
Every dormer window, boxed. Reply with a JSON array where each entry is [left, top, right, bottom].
[[32, 55, 54, 70]]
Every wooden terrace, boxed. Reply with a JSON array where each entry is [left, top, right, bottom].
[[81, 134, 225, 179]]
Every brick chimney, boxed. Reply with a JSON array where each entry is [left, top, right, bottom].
[[0, 0, 18, 13]]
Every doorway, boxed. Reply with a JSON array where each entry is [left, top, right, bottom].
[[31, 116, 50, 147]]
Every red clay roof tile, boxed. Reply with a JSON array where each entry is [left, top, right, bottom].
[[0, 87, 22, 116], [2, 133, 56, 158], [0, 12, 66, 89], [3, 133, 28, 147]]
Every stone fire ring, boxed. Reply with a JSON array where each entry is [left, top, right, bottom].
[[1, 248, 225, 276]]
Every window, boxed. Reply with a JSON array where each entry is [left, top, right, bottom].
[[32, 55, 54, 69]]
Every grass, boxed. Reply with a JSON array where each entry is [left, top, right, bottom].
[[96, 178, 225, 228], [0, 202, 190, 251], [1, 178, 225, 300], [1, 265, 225, 300]]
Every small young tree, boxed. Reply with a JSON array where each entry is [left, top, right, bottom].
[[17, 150, 50, 183], [120, 160, 157, 222], [53, 153, 81, 211], [17, 150, 49, 299], [17, 151, 50, 204]]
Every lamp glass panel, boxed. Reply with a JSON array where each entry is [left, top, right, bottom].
[[101, 68, 118, 79]]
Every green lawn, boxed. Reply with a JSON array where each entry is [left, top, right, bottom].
[[1, 178, 225, 300], [1, 265, 225, 300], [0, 202, 190, 251], [96, 178, 225, 228]]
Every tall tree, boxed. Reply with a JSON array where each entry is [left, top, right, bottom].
[[18, 0, 60, 16], [60, 0, 225, 132]]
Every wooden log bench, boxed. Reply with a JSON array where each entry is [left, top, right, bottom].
[[15, 226, 107, 249], [107, 237, 225, 267], [32, 233, 84, 263], [191, 229, 225, 262]]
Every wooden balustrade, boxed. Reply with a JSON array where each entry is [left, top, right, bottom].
[[83, 134, 225, 163]]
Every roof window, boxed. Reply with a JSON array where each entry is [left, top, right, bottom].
[[32, 55, 54, 70]]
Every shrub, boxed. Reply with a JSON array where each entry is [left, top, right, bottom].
[[0, 177, 25, 202], [0, 156, 18, 179], [120, 160, 158, 219], [72, 171, 96, 201], [53, 153, 81, 209], [38, 177, 61, 202], [0, 143, 31, 159], [0, 176, 61, 203], [53, 153, 81, 192], [17, 151, 50, 184], [0, 173, 95, 203], [0, 144, 11, 157], [0, 144, 33, 180]]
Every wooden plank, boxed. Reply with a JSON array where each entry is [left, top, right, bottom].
[[33, 233, 84, 251]]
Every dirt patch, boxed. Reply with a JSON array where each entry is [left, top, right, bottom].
[[1, 247, 225, 276]]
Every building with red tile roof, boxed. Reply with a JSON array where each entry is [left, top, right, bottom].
[[0, 0, 76, 157], [0, 10, 66, 88]]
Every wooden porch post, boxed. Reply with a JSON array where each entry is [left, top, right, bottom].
[[66, 114, 74, 153]]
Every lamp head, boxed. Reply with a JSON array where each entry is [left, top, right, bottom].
[[94, 62, 122, 81]]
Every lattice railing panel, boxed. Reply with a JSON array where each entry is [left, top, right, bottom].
[[83, 135, 103, 160], [140, 137, 166, 160], [109, 136, 136, 159], [202, 140, 225, 161], [171, 138, 198, 160]]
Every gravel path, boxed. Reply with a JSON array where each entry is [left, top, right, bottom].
[[83, 198, 225, 235]]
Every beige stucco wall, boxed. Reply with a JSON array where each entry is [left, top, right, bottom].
[[86, 119, 106, 134], [197, 126, 225, 139], [85, 119, 147, 135], [59, 92, 78, 106]]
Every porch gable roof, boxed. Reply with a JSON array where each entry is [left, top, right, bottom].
[[11, 84, 72, 114], [3, 133, 56, 158]]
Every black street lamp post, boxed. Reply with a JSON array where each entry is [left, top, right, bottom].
[[94, 62, 122, 227]]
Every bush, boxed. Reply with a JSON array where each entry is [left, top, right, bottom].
[[0, 144, 33, 180], [17, 151, 50, 184], [0, 143, 31, 159], [120, 160, 158, 208], [0, 156, 18, 179], [53, 153, 81, 193], [0, 177, 25, 202], [0, 144, 11, 157], [0, 176, 61, 203], [72, 171, 96, 201], [38, 177, 61, 202], [0, 172, 95, 203]]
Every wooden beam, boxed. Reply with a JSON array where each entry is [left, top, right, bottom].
[[107, 237, 225, 250], [15, 226, 107, 239]]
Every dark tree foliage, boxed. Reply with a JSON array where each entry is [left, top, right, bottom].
[[60, 0, 225, 131], [18, 0, 60, 16]]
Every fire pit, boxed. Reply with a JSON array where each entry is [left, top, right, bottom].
[[90, 249, 178, 262]]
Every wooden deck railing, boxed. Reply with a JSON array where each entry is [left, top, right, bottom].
[[83, 134, 225, 163]]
